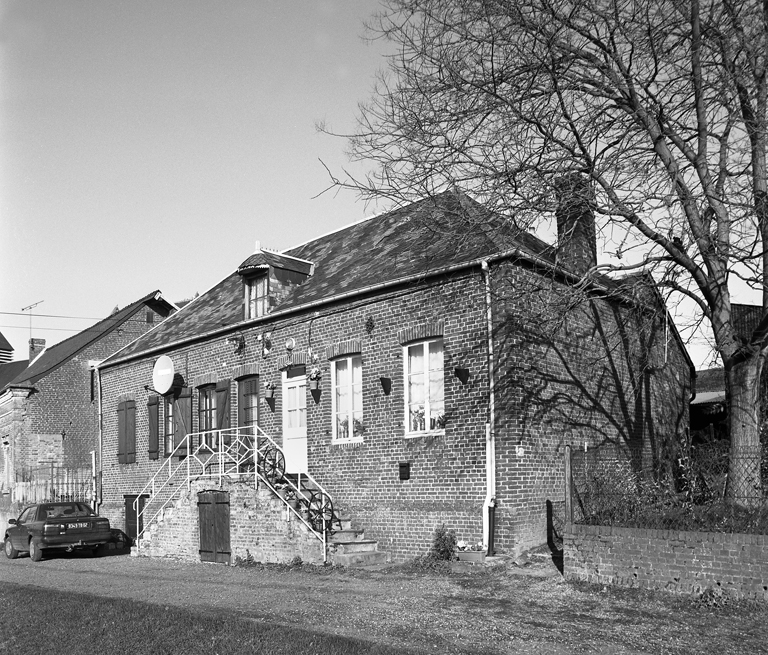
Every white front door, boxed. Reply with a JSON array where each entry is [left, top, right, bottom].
[[282, 367, 307, 473]]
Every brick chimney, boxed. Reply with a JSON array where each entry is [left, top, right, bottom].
[[555, 173, 597, 277], [29, 338, 46, 362]]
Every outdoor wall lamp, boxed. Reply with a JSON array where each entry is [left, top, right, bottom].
[[379, 376, 392, 396], [454, 367, 470, 385], [227, 335, 245, 354]]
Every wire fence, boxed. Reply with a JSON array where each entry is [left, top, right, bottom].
[[12, 465, 93, 505], [567, 442, 768, 535]]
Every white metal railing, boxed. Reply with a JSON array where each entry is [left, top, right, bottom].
[[133, 425, 335, 561]]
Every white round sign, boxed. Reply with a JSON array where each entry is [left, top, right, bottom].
[[152, 356, 175, 395]]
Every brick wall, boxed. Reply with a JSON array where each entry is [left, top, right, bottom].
[[99, 262, 689, 561], [565, 523, 768, 601], [137, 478, 323, 564]]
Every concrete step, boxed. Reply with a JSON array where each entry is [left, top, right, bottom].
[[332, 550, 389, 567], [330, 539, 379, 554], [330, 529, 365, 542]]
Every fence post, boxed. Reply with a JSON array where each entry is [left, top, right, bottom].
[[565, 444, 573, 528]]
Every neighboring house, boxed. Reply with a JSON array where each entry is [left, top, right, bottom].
[[0, 330, 14, 364], [0, 292, 176, 497], [689, 304, 768, 443], [97, 190, 691, 562]]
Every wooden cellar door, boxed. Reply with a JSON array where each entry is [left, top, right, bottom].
[[124, 494, 148, 542], [198, 490, 231, 564]]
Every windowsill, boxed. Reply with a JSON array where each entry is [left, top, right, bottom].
[[404, 429, 445, 439], [331, 436, 364, 446]]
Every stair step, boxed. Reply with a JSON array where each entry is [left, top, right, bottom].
[[329, 529, 365, 542], [333, 550, 389, 567], [330, 539, 379, 554]]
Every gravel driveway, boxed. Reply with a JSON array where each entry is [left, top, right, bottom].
[[1, 549, 765, 654]]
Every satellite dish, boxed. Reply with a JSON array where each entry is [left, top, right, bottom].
[[152, 356, 175, 395]]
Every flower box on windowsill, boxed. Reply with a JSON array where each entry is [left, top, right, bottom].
[[457, 551, 486, 564]]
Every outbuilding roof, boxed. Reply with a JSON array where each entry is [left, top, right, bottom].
[[7, 291, 175, 388]]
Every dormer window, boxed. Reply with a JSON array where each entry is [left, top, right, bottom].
[[245, 275, 269, 319], [238, 244, 313, 320]]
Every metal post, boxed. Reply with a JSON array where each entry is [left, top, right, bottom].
[[565, 444, 573, 528]]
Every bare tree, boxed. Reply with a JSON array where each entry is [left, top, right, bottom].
[[329, 0, 768, 503]]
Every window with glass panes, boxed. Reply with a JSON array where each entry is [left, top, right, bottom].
[[283, 365, 307, 430], [332, 356, 362, 440], [164, 397, 174, 455], [404, 339, 445, 433], [198, 385, 217, 448], [238, 377, 259, 431], [245, 275, 268, 319]]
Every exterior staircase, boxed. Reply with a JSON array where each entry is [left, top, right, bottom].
[[134, 426, 389, 566], [284, 473, 388, 567]]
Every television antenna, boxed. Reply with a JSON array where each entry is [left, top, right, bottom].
[[21, 300, 44, 341]]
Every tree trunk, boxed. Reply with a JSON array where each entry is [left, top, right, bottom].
[[725, 355, 763, 506]]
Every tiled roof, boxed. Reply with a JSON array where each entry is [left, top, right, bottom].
[[103, 193, 557, 364], [0, 360, 29, 391], [106, 191, 683, 367], [695, 367, 725, 394], [10, 291, 173, 386]]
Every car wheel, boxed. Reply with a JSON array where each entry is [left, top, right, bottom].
[[28, 539, 43, 562], [4, 537, 18, 560]]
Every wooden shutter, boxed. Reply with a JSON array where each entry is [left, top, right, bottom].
[[147, 396, 159, 460], [117, 401, 126, 464], [174, 387, 192, 455], [126, 400, 136, 464]]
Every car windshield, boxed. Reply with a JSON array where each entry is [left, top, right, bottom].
[[40, 503, 94, 519]]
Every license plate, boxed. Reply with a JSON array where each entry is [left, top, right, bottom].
[[70, 522, 89, 529]]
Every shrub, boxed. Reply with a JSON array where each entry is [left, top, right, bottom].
[[428, 524, 457, 560]]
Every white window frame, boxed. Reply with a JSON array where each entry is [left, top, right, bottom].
[[403, 338, 445, 437], [245, 275, 268, 319], [331, 355, 363, 443], [163, 397, 174, 456]]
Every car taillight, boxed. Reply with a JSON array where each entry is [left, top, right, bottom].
[[44, 524, 65, 534]]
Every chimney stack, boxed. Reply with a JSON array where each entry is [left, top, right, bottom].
[[29, 338, 46, 363], [555, 173, 597, 277]]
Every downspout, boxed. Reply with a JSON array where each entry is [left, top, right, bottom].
[[481, 260, 496, 553], [96, 365, 103, 511]]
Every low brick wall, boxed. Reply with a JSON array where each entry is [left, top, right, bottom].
[[564, 523, 768, 601], [136, 479, 323, 565]]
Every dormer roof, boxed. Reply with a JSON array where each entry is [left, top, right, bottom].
[[237, 251, 313, 277]]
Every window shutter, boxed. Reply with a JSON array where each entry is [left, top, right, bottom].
[[216, 379, 231, 443], [147, 396, 159, 460], [117, 401, 126, 464], [126, 400, 136, 464], [174, 387, 192, 455]]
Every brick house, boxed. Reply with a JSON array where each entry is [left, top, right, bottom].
[[97, 190, 691, 563], [0, 292, 175, 499]]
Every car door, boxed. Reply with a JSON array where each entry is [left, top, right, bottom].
[[10, 506, 37, 551]]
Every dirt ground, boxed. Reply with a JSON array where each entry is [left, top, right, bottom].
[[1, 547, 766, 654]]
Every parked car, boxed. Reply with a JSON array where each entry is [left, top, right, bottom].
[[4, 502, 111, 562]]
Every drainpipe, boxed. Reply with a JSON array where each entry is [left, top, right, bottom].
[[481, 260, 496, 553], [96, 365, 103, 511]]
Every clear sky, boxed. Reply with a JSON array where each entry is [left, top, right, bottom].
[[0, 0, 391, 360]]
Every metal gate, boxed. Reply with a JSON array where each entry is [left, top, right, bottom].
[[197, 490, 231, 564]]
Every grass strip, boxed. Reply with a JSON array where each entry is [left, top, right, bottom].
[[0, 583, 416, 655]]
